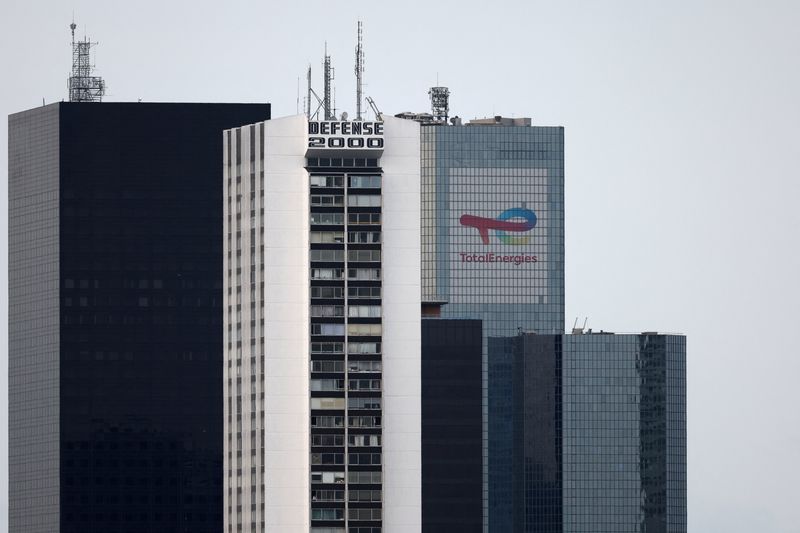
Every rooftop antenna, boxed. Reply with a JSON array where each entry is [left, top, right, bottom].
[[366, 96, 382, 121], [306, 64, 324, 120], [428, 86, 450, 123], [323, 43, 335, 120], [571, 317, 589, 335], [354, 20, 365, 121], [296, 76, 300, 114], [306, 65, 311, 117], [68, 20, 105, 102]]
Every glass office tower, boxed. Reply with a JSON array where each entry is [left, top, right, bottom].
[[419, 120, 565, 531], [516, 332, 687, 533], [8, 102, 271, 533], [560, 333, 687, 533], [421, 319, 483, 533]]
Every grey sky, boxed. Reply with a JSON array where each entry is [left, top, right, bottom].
[[2, 0, 799, 531]]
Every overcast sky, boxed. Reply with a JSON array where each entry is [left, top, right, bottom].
[[2, 0, 800, 531]]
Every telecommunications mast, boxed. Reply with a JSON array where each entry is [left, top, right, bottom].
[[323, 44, 335, 120], [428, 86, 450, 124], [67, 21, 105, 102], [355, 21, 365, 121]]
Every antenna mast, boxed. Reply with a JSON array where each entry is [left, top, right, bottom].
[[366, 96, 382, 121], [306, 64, 324, 120], [306, 65, 312, 117], [355, 21, 365, 121], [68, 21, 105, 102], [428, 86, 450, 124], [323, 44, 335, 120]]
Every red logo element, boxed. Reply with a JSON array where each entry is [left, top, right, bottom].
[[459, 208, 537, 245]]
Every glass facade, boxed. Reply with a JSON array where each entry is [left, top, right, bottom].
[[562, 334, 687, 533], [516, 333, 687, 533], [421, 319, 483, 533], [9, 102, 271, 533], [419, 123, 565, 532], [307, 164, 384, 533], [9, 103, 61, 533]]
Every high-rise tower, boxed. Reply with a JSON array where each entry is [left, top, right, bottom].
[[223, 115, 421, 532], [8, 102, 271, 533]]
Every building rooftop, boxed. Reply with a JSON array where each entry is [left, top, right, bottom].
[[394, 112, 532, 127]]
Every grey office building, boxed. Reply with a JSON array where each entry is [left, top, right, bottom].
[[419, 117, 565, 531], [508, 332, 687, 533], [8, 102, 270, 533]]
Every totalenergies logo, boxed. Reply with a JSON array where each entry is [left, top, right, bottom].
[[460, 207, 537, 245]]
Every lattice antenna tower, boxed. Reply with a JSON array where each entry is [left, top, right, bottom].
[[354, 20, 365, 121], [323, 43, 335, 120], [428, 86, 450, 123], [68, 21, 105, 102]]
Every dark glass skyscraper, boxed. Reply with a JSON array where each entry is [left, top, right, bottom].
[[421, 318, 483, 533], [559, 333, 687, 533], [513, 332, 687, 533], [8, 102, 270, 533]]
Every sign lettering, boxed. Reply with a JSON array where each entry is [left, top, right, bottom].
[[308, 121, 384, 151]]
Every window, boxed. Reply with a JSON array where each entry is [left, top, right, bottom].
[[312, 286, 344, 299], [311, 508, 344, 521], [310, 212, 344, 225], [311, 268, 343, 280], [348, 509, 382, 521], [310, 195, 344, 207], [347, 268, 380, 281], [310, 249, 345, 262], [347, 213, 381, 225], [307, 157, 378, 168], [311, 471, 345, 484], [347, 195, 381, 207], [310, 380, 344, 392], [310, 175, 344, 188], [347, 471, 381, 484], [347, 360, 381, 373], [310, 231, 344, 244], [348, 416, 381, 428], [310, 397, 345, 409], [347, 231, 381, 244], [310, 415, 344, 427], [348, 489, 382, 502], [311, 305, 345, 317], [347, 324, 382, 336], [311, 453, 344, 465], [348, 306, 381, 318], [311, 361, 345, 373], [310, 342, 344, 353], [312, 434, 345, 446], [347, 287, 381, 299], [311, 324, 345, 336], [348, 453, 381, 465], [347, 342, 381, 355], [347, 397, 381, 410], [311, 490, 344, 502], [348, 379, 381, 391], [347, 250, 381, 262], [348, 175, 381, 188], [348, 434, 381, 447]]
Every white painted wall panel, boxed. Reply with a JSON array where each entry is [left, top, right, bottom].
[[261, 115, 310, 531], [380, 116, 422, 533]]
